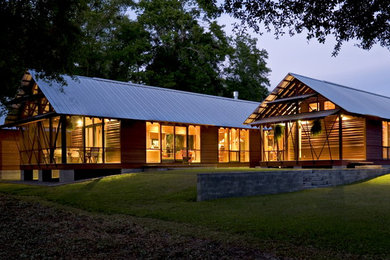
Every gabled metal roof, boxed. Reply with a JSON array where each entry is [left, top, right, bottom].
[[245, 72, 390, 124], [291, 73, 390, 120], [30, 72, 259, 129]]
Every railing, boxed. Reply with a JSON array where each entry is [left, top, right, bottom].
[[263, 150, 285, 162]]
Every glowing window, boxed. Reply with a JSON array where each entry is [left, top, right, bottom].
[[146, 122, 161, 163], [309, 102, 319, 112], [324, 101, 336, 110]]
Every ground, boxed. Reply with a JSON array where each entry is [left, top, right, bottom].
[[1, 168, 390, 259], [0, 194, 275, 259]]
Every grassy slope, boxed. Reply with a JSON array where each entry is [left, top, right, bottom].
[[1, 168, 390, 258]]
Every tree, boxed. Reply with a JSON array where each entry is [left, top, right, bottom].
[[74, 1, 151, 82], [224, 33, 270, 101], [223, 0, 390, 54], [0, 0, 87, 102], [135, 0, 233, 95]]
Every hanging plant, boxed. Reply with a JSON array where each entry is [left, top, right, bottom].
[[274, 124, 284, 140], [310, 118, 322, 136]]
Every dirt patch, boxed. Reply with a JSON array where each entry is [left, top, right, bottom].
[[0, 194, 278, 259]]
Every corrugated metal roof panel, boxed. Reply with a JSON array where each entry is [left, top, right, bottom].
[[31, 73, 258, 129], [291, 73, 390, 120]]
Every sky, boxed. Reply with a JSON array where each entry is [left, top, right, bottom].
[[218, 13, 390, 97]]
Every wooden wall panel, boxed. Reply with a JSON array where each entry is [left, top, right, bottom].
[[201, 126, 218, 163], [0, 130, 21, 170], [249, 129, 261, 167], [366, 119, 382, 161], [121, 120, 146, 164], [342, 116, 366, 160]]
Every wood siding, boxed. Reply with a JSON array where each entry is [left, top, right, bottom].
[[366, 118, 382, 161], [0, 130, 21, 170], [249, 129, 261, 167], [121, 120, 146, 164], [342, 116, 366, 160], [201, 126, 218, 163]]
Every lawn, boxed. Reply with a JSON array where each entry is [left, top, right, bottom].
[[1, 168, 390, 259]]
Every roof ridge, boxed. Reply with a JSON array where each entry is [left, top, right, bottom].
[[89, 76, 260, 104], [290, 72, 390, 100]]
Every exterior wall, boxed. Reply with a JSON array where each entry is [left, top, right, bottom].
[[0, 129, 21, 180], [249, 129, 261, 167], [197, 168, 389, 201], [200, 126, 218, 164], [366, 118, 382, 161], [121, 119, 146, 166]]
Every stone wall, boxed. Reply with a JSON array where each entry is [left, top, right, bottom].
[[197, 169, 389, 201]]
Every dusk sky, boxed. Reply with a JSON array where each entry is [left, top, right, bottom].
[[219, 13, 390, 97]]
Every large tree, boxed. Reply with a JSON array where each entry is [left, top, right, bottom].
[[135, 0, 232, 96], [0, 0, 87, 101], [224, 33, 270, 101], [224, 0, 390, 54]]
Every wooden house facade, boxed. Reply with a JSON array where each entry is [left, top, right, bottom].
[[2, 72, 260, 181], [244, 73, 390, 168]]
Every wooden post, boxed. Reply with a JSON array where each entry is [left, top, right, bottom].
[[61, 115, 67, 164], [339, 113, 343, 161]]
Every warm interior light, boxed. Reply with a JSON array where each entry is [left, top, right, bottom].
[[77, 119, 83, 127]]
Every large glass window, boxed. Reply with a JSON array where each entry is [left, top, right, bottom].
[[66, 116, 84, 163], [383, 121, 390, 159], [162, 125, 174, 162], [219, 128, 249, 163], [104, 119, 121, 163], [218, 128, 229, 162], [19, 116, 120, 165], [85, 118, 103, 163], [146, 122, 201, 163], [188, 125, 201, 162], [146, 122, 161, 163]]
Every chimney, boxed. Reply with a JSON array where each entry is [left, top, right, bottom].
[[233, 91, 239, 100]]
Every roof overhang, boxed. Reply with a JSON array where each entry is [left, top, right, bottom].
[[249, 109, 340, 125]]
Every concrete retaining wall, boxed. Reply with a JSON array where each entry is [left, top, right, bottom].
[[197, 169, 389, 201]]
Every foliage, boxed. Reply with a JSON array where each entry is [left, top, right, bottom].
[[310, 118, 322, 136], [273, 124, 284, 140], [224, 33, 270, 101], [2, 170, 390, 257], [135, 0, 232, 96], [0, 0, 87, 102], [223, 0, 390, 55], [0, 0, 271, 103]]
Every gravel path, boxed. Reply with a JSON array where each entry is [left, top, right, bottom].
[[0, 194, 278, 259]]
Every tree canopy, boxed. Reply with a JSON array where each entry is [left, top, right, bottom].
[[1, 0, 271, 103], [0, 0, 87, 103], [223, 0, 390, 55]]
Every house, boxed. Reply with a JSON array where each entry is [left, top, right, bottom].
[[245, 73, 390, 168], [1, 71, 261, 182]]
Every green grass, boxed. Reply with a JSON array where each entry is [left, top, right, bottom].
[[2, 168, 390, 258]]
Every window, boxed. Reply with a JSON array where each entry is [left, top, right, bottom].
[[218, 128, 250, 163], [218, 128, 229, 162], [162, 125, 174, 162], [383, 122, 390, 159], [324, 101, 336, 110], [146, 122, 201, 163], [19, 116, 120, 165], [240, 129, 250, 162], [309, 102, 319, 112], [104, 119, 121, 163], [146, 122, 161, 163], [188, 125, 201, 162]]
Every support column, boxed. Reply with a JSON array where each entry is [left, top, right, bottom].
[[59, 169, 75, 183], [339, 114, 343, 161], [21, 170, 33, 181], [38, 170, 52, 182]]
